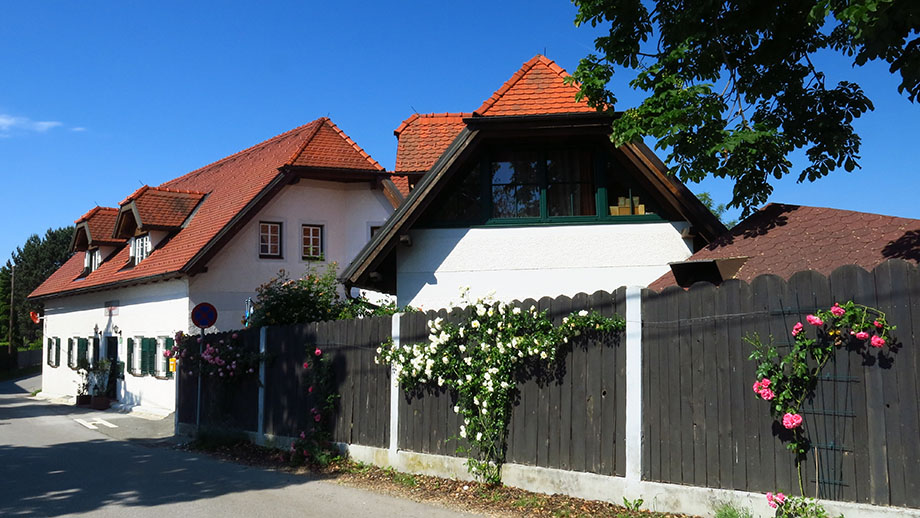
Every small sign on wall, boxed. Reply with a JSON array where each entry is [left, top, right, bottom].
[[169, 357, 177, 372], [103, 300, 119, 316]]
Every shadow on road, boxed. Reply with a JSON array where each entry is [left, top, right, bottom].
[[0, 437, 314, 517]]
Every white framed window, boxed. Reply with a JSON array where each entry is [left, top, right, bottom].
[[301, 224, 323, 260], [259, 221, 282, 258], [129, 235, 151, 265], [90, 249, 102, 272], [156, 337, 166, 377]]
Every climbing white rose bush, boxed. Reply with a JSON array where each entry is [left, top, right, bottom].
[[376, 288, 625, 483]]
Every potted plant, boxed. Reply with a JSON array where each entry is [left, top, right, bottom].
[[89, 359, 112, 410], [75, 358, 92, 406]]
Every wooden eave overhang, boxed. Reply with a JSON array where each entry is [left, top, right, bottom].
[[28, 270, 185, 302], [112, 202, 144, 238]]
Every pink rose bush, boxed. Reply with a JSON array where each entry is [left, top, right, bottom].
[[766, 491, 786, 508], [290, 342, 338, 468], [168, 330, 263, 382], [751, 300, 896, 464]]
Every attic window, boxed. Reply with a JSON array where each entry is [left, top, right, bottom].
[[90, 249, 103, 272], [130, 235, 151, 265]]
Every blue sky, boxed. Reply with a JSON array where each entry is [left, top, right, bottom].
[[2, 1, 918, 262]]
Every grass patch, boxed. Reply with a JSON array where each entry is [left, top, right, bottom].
[[30, 388, 42, 396], [514, 495, 546, 509], [383, 467, 418, 488], [713, 502, 753, 518]]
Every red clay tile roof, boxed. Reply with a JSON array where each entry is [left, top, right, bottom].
[[117, 187, 207, 231], [390, 175, 411, 197], [289, 118, 384, 171], [474, 55, 596, 116], [649, 204, 920, 291], [73, 206, 121, 249], [30, 117, 383, 299], [394, 113, 470, 173]]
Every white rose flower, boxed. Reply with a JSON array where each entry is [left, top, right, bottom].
[[460, 427, 467, 439], [513, 307, 521, 315], [464, 357, 472, 366], [476, 432, 483, 441], [459, 344, 466, 352], [442, 356, 449, 364], [540, 351, 548, 359], [466, 374, 473, 382], [376, 347, 382, 354], [471, 320, 480, 328], [453, 405, 460, 413], [500, 381, 509, 389], [473, 396, 479, 405], [459, 327, 465, 337], [578, 310, 588, 317], [476, 304, 486, 317]]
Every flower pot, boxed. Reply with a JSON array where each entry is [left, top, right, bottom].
[[76, 394, 92, 406], [90, 395, 110, 410]]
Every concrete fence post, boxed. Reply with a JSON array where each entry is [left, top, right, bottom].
[[389, 313, 401, 464], [257, 326, 267, 444], [624, 286, 643, 482]]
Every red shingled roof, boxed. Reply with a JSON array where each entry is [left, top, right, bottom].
[[475, 55, 596, 116], [390, 175, 411, 197], [117, 187, 207, 231], [649, 204, 920, 291], [30, 117, 384, 299], [394, 113, 470, 173], [73, 206, 121, 249]]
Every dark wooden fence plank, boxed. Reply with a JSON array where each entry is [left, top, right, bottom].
[[714, 281, 733, 489], [613, 287, 627, 477], [641, 289, 656, 481]]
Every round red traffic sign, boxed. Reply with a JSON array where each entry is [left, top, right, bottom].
[[191, 302, 218, 329]]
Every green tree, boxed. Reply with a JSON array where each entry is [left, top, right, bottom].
[[1, 226, 74, 348], [697, 192, 737, 228], [570, 0, 919, 216]]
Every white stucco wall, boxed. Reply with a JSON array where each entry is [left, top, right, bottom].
[[396, 222, 694, 308], [41, 279, 189, 411], [188, 179, 393, 330]]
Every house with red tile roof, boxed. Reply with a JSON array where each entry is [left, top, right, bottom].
[[30, 117, 399, 413], [342, 55, 726, 308], [648, 203, 920, 291]]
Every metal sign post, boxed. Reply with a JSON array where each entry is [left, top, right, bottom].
[[190, 303, 218, 433]]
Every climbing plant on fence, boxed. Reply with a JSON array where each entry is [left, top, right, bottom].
[[748, 300, 897, 503], [289, 345, 339, 467], [377, 288, 625, 483]]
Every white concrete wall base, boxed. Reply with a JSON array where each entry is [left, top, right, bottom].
[[314, 442, 920, 518]]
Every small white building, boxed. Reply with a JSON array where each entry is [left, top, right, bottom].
[[30, 118, 401, 413], [342, 55, 726, 308]]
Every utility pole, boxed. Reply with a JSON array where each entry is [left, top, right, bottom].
[[8, 264, 14, 356]]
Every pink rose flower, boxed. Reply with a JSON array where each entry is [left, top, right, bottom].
[[830, 303, 845, 317], [792, 322, 804, 337], [782, 413, 803, 429], [232, 333, 239, 339], [314, 348, 322, 356], [163, 350, 172, 358], [871, 335, 886, 348], [806, 314, 824, 326], [300, 431, 306, 439], [874, 320, 883, 329], [303, 362, 310, 369], [760, 388, 774, 401], [855, 331, 869, 340], [760, 378, 771, 388], [753, 380, 762, 393], [766, 492, 777, 509], [308, 386, 313, 393], [314, 414, 321, 422], [775, 493, 786, 506]]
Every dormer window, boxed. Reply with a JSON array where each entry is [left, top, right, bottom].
[[90, 249, 102, 272], [129, 235, 151, 265]]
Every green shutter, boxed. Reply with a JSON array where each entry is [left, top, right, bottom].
[[77, 338, 88, 364], [139, 338, 148, 375], [55, 338, 60, 366], [147, 338, 157, 376], [165, 338, 174, 379], [67, 338, 73, 366], [127, 338, 134, 374], [47, 338, 53, 365]]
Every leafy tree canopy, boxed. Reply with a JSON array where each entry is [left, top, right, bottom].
[[1, 226, 74, 346], [571, 0, 919, 216]]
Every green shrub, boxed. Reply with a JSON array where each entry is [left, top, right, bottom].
[[714, 502, 753, 518]]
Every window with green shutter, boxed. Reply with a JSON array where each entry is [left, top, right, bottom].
[[77, 338, 89, 366], [55, 338, 60, 367], [146, 338, 157, 376], [127, 338, 134, 374], [47, 338, 53, 366], [67, 338, 74, 367]]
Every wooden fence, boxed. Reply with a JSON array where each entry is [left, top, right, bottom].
[[398, 288, 627, 476], [642, 260, 920, 508], [176, 259, 920, 510]]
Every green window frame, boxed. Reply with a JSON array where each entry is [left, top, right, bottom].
[[420, 145, 666, 228]]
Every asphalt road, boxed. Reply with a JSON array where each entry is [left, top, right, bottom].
[[0, 374, 478, 518]]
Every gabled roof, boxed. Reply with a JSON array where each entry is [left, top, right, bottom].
[[393, 55, 597, 177], [30, 117, 388, 300], [474, 55, 596, 116], [113, 186, 206, 237], [394, 113, 470, 173], [71, 206, 121, 251], [648, 204, 920, 291]]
